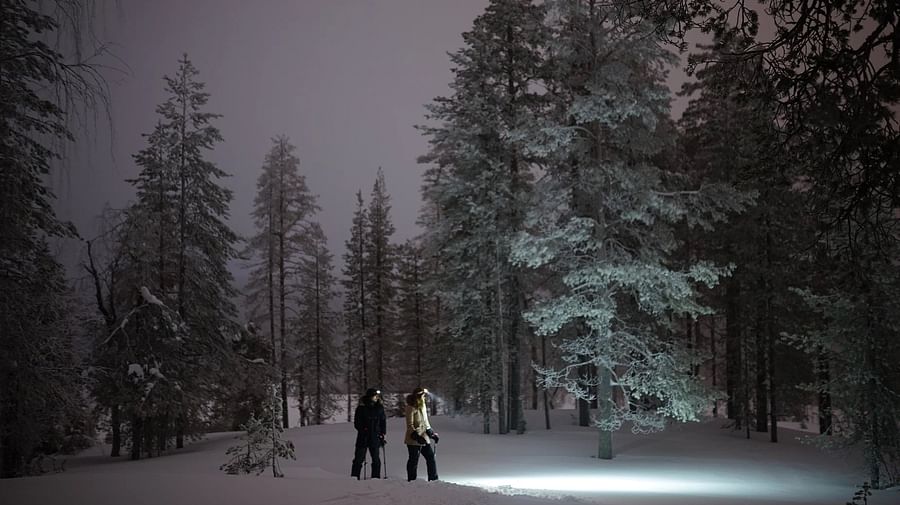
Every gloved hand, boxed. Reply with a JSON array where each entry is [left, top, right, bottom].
[[413, 432, 428, 445], [426, 429, 439, 444], [380, 435, 386, 446]]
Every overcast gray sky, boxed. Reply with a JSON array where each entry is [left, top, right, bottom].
[[54, 0, 692, 286], [55, 0, 488, 278]]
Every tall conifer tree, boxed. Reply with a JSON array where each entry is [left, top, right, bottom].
[[123, 54, 239, 449], [512, 0, 749, 458], [294, 224, 340, 425], [244, 135, 318, 427], [342, 191, 369, 391], [364, 169, 396, 389], [419, 0, 546, 433]]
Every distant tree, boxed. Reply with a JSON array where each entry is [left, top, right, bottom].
[[342, 191, 369, 392], [677, 42, 812, 441], [394, 239, 430, 393], [364, 168, 397, 389], [294, 224, 341, 425], [244, 135, 319, 428]]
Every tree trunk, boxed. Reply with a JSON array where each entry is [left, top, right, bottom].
[[542, 332, 551, 430], [358, 221, 368, 388], [508, 282, 524, 434], [764, 216, 777, 442], [768, 311, 777, 443], [725, 276, 742, 425], [597, 368, 613, 459], [816, 346, 832, 435], [346, 338, 353, 423], [145, 416, 155, 458], [157, 412, 168, 454], [755, 311, 768, 432], [278, 147, 289, 429], [531, 343, 538, 410], [110, 405, 121, 457], [315, 252, 323, 425], [706, 317, 718, 417], [175, 411, 184, 449], [130, 416, 143, 460], [482, 364, 492, 434]]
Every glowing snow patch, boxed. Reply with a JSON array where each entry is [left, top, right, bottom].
[[455, 472, 756, 496]]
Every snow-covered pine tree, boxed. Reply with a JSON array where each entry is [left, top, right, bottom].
[[293, 224, 341, 425], [342, 191, 369, 394], [511, 0, 750, 459], [418, 0, 547, 433], [120, 54, 239, 451], [97, 283, 201, 460], [221, 384, 296, 477], [0, 0, 106, 477], [364, 168, 397, 389], [244, 135, 319, 428]]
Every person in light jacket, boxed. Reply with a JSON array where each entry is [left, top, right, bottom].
[[404, 387, 438, 481]]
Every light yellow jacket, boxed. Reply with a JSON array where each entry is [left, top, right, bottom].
[[404, 403, 432, 446]]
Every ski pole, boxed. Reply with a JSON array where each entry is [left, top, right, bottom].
[[382, 443, 387, 479]]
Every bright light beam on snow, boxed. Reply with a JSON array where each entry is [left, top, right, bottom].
[[451, 470, 774, 498]]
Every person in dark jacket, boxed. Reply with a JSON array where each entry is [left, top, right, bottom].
[[351, 388, 386, 479]]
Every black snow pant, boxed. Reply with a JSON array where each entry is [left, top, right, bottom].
[[406, 444, 438, 481], [351, 444, 381, 479]]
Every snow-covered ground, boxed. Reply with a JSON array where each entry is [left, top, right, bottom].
[[4, 409, 899, 505]]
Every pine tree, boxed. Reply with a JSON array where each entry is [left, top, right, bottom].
[[419, 0, 547, 433], [395, 240, 428, 393], [293, 225, 340, 425], [0, 0, 105, 477], [341, 191, 369, 392], [364, 168, 396, 389], [676, 43, 813, 441], [626, 0, 899, 246], [511, 0, 750, 459], [0, 241, 89, 476], [787, 187, 900, 488], [244, 135, 319, 428], [117, 54, 239, 454], [220, 384, 296, 477]]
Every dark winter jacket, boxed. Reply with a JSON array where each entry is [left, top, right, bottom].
[[354, 396, 386, 448]]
